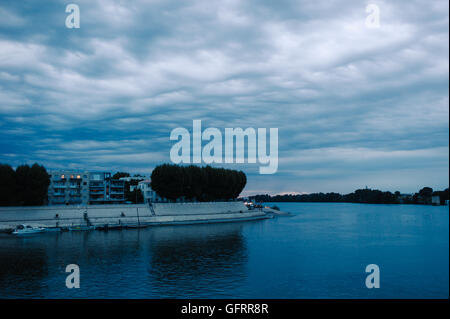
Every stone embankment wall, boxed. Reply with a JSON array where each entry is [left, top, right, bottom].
[[0, 202, 267, 231]]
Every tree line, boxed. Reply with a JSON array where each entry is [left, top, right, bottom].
[[0, 163, 50, 206], [150, 164, 246, 201], [249, 187, 449, 205]]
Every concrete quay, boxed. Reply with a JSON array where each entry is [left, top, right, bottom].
[[0, 202, 271, 232]]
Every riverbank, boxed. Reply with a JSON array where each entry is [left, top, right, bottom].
[[0, 202, 276, 232]]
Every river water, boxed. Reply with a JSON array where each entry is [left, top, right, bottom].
[[0, 203, 448, 298]]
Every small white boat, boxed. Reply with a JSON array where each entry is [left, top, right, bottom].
[[12, 224, 45, 235]]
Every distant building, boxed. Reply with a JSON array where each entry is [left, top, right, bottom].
[[431, 195, 441, 206], [48, 171, 125, 205], [137, 180, 167, 203], [398, 194, 413, 204], [119, 176, 145, 192]]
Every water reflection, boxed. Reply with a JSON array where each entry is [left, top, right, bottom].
[[147, 224, 247, 297], [0, 222, 248, 298], [0, 237, 49, 298]]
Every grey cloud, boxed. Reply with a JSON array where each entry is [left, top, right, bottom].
[[0, 0, 448, 194]]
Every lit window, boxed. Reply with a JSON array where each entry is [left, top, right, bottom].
[[61, 175, 65, 179], [77, 175, 81, 179]]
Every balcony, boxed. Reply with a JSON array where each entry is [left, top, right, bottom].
[[90, 183, 104, 188], [111, 182, 124, 187], [69, 192, 81, 196], [90, 194, 104, 199], [53, 192, 65, 196]]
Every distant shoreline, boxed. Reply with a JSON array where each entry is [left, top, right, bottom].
[[248, 187, 449, 206], [261, 201, 448, 206]]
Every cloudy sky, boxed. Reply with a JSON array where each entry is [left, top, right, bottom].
[[0, 0, 448, 195]]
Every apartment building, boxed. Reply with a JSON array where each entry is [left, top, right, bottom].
[[89, 172, 125, 204], [48, 171, 125, 205], [48, 171, 89, 205]]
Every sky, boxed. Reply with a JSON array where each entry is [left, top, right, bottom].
[[0, 0, 448, 196]]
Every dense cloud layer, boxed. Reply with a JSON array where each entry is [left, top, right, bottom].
[[0, 0, 448, 194]]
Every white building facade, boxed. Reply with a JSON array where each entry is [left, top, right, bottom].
[[137, 180, 167, 203]]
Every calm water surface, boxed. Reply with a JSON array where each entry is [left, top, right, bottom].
[[0, 203, 448, 298]]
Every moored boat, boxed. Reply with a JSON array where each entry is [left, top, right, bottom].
[[12, 224, 45, 235]]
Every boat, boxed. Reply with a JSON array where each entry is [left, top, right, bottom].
[[44, 227, 62, 232], [97, 224, 123, 231], [12, 224, 45, 235], [69, 225, 96, 231]]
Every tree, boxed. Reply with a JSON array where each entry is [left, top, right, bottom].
[[1, 163, 50, 206], [112, 172, 130, 179], [150, 164, 247, 202], [415, 187, 433, 204], [29, 163, 50, 205], [127, 188, 144, 204], [15, 164, 32, 205], [0, 164, 16, 206]]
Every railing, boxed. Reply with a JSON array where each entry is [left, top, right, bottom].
[[53, 192, 65, 196], [89, 197, 105, 201], [89, 185, 104, 189], [111, 183, 124, 187]]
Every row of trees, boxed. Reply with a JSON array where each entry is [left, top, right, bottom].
[[249, 187, 449, 205], [151, 164, 246, 201], [0, 163, 50, 206]]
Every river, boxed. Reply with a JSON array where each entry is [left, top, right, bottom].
[[0, 203, 448, 298]]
